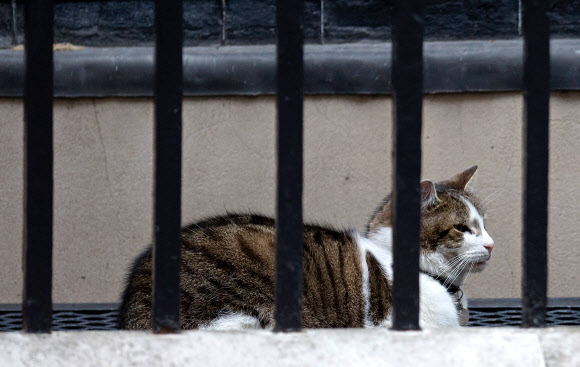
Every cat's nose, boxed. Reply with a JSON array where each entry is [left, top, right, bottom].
[[483, 241, 494, 255]]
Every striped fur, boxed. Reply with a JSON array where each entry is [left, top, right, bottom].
[[120, 215, 367, 329]]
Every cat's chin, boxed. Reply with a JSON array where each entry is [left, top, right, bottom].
[[471, 261, 487, 272]]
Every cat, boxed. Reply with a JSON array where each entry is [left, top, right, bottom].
[[119, 166, 493, 329]]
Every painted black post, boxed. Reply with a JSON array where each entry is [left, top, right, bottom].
[[22, 0, 54, 333], [390, 0, 424, 331], [274, 0, 305, 332], [522, 0, 550, 328], [152, 0, 183, 333]]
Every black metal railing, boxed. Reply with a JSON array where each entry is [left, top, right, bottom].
[[274, 0, 305, 332], [152, 0, 183, 334], [19, 0, 551, 333], [22, 0, 54, 333], [521, 0, 550, 328], [390, 0, 424, 331]]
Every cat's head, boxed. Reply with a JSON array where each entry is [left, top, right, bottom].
[[367, 166, 494, 285]]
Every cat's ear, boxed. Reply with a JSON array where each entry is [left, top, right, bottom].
[[420, 180, 439, 208], [441, 165, 478, 191]]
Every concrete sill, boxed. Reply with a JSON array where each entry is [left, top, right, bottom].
[[1, 327, 579, 366]]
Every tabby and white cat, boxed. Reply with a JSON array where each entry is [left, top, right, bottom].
[[119, 166, 493, 329]]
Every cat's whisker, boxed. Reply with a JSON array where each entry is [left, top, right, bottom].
[[434, 262, 462, 280], [482, 192, 508, 213], [482, 195, 503, 211], [463, 263, 475, 284], [481, 187, 505, 207], [446, 254, 465, 265], [450, 258, 469, 280], [441, 258, 465, 286], [442, 254, 467, 269], [445, 271, 461, 288], [436, 254, 469, 277], [447, 258, 471, 288], [449, 255, 476, 283]]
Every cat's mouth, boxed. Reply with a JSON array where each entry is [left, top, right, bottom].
[[472, 251, 492, 267]]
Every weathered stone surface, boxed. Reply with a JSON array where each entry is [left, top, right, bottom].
[[0, 4, 13, 46], [1, 0, 579, 48], [324, 0, 519, 42], [183, 1, 221, 44], [226, 0, 321, 44], [4, 0, 220, 47], [550, 0, 580, 37], [227, 0, 276, 44], [540, 328, 580, 367]]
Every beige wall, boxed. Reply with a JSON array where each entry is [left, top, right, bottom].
[[1, 93, 579, 304]]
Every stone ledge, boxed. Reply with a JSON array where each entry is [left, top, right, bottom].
[[1, 327, 578, 367], [1, 40, 579, 97]]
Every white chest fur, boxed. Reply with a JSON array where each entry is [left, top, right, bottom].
[[358, 228, 461, 328]]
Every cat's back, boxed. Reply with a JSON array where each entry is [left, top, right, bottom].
[[181, 213, 277, 267]]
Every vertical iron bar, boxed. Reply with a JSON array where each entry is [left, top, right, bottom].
[[391, 0, 424, 331], [22, 0, 54, 333], [274, 0, 304, 332], [522, 0, 549, 328], [153, 0, 183, 333]]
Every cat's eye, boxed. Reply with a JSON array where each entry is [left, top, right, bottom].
[[454, 224, 473, 234]]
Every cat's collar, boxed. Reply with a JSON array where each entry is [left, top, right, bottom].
[[421, 271, 462, 296]]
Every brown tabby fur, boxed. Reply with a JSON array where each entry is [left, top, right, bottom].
[[120, 215, 369, 329]]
